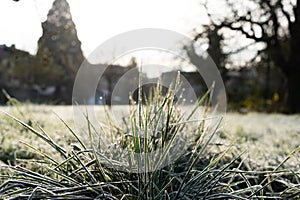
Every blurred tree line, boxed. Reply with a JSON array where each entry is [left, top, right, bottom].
[[187, 0, 300, 113], [2, 0, 300, 113]]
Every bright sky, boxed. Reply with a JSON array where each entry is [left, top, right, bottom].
[[0, 0, 207, 59]]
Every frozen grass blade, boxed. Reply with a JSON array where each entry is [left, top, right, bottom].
[[2, 111, 67, 159], [54, 112, 87, 151], [19, 140, 59, 165]]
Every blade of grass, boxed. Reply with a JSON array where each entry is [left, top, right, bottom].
[[2, 111, 67, 158], [54, 112, 87, 151], [19, 140, 59, 165]]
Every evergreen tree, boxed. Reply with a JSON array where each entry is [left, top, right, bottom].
[[36, 0, 84, 102]]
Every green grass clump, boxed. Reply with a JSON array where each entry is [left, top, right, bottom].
[[1, 77, 300, 199]]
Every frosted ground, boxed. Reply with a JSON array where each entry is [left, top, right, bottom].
[[1, 105, 299, 169]]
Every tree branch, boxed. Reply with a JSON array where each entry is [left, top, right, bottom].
[[279, 1, 292, 32], [221, 21, 267, 42], [226, 42, 258, 55]]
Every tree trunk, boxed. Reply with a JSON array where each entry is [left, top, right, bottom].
[[288, 34, 300, 113], [287, 72, 300, 113], [288, 32, 300, 113], [286, 1, 300, 113]]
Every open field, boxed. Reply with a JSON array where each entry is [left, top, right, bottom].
[[1, 105, 300, 199], [1, 105, 299, 169]]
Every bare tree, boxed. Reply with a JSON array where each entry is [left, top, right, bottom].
[[192, 0, 300, 113]]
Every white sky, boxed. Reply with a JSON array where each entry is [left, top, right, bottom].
[[0, 0, 262, 74], [0, 0, 207, 58]]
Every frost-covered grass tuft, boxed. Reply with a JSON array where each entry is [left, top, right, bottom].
[[0, 86, 300, 199]]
